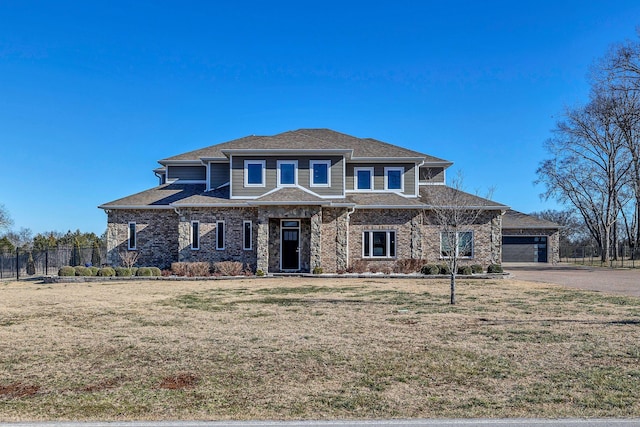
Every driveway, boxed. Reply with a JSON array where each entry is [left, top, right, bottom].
[[504, 263, 640, 297]]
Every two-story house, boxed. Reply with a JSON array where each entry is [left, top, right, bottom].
[[99, 129, 559, 272]]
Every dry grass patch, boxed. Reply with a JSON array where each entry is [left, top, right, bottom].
[[0, 277, 639, 421]]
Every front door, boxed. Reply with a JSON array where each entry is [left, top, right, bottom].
[[281, 220, 300, 271]]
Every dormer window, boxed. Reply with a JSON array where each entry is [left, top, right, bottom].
[[384, 167, 404, 192], [277, 160, 298, 187], [354, 167, 374, 191], [244, 160, 265, 187]]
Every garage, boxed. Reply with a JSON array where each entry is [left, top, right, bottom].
[[502, 235, 548, 262], [501, 209, 560, 264]]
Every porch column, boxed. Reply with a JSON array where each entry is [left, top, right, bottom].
[[256, 210, 269, 273], [310, 209, 322, 271]]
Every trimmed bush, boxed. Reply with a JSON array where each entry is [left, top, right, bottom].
[[457, 266, 473, 276], [136, 267, 153, 277], [74, 266, 92, 276], [58, 266, 76, 277], [421, 264, 440, 275], [393, 258, 423, 274], [471, 264, 484, 274], [256, 269, 265, 277], [98, 267, 115, 277], [214, 261, 243, 276], [130, 267, 138, 276], [171, 262, 210, 277], [115, 267, 132, 277], [487, 264, 504, 273], [313, 266, 323, 274], [89, 266, 99, 276], [347, 259, 367, 274], [438, 264, 451, 275], [150, 267, 162, 277], [171, 262, 188, 277]]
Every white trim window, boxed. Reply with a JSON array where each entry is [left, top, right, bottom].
[[354, 167, 374, 191], [310, 160, 331, 187], [190, 221, 200, 250], [243, 220, 252, 251], [128, 222, 137, 250], [441, 231, 474, 258], [384, 167, 404, 192], [363, 230, 396, 258], [244, 160, 266, 187], [216, 220, 225, 250], [277, 160, 298, 187]]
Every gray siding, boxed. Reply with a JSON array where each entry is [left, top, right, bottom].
[[419, 167, 445, 184], [167, 165, 206, 181], [231, 156, 344, 198], [209, 162, 229, 189], [346, 163, 416, 196]]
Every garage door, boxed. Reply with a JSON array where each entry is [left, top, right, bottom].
[[502, 236, 548, 262]]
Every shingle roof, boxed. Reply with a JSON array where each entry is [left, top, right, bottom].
[[99, 184, 208, 209], [419, 186, 509, 210], [251, 187, 329, 205], [161, 129, 450, 163], [502, 209, 560, 229]]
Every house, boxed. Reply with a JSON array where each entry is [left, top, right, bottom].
[[99, 129, 560, 272]]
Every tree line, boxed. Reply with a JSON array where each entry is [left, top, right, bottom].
[[0, 204, 104, 254], [537, 36, 640, 262]]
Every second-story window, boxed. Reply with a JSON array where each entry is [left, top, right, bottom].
[[310, 160, 331, 187], [277, 160, 298, 187], [385, 167, 404, 191], [244, 160, 265, 187], [355, 167, 374, 191]]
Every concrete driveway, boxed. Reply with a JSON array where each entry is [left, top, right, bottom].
[[504, 263, 640, 297]]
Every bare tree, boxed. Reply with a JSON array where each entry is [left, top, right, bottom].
[[421, 173, 494, 305], [0, 204, 12, 231], [537, 92, 632, 262], [593, 41, 640, 254], [119, 250, 139, 269]]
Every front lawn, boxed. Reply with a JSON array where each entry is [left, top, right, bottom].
[[1, 277, 639, 420]]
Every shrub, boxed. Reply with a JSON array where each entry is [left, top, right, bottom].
[[347, 259, 367, 274], [214, 261, 243, 276], [74, 266, 92, 276], [381, 265, 392, 274], [438, 264, 451, 275], [457, 266, 472, 276], [150, 267, 162, 277], [189, 262, 211, 277], [98, 267, 115, 277], [393, 258, 423, 274], [256, 269, 265, 277], [171, 262, 188, 277], [313, 266, 323, 274], [58, 266, 76, 276], [89, 266, 99, 276], [130, 267, 138, 276], [421, 264, 440, 275], [471, 264, 484, 274], [136, 267, 152, 277], [487, 264, 504, 273], [115, 267, 132, 277]]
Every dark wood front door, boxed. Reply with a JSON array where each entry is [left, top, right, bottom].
[[281, 227, 299, 270]]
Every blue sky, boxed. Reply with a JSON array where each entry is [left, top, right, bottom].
[[1, 0, 639, 235]]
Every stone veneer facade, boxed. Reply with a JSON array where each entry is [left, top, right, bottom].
[[106, 206, 503, 273]]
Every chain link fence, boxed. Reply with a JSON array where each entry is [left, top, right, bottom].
[[0, 245, 108, 280]]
